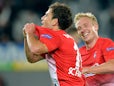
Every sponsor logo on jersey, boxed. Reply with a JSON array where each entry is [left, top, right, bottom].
[[106, 47, 114, 51], [68, 67, 81, 77], [41, 34, 52, 39]]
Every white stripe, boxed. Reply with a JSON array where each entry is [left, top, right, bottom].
[[45, 54, 60, 86]]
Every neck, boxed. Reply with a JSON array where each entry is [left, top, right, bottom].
[[85, 36, 99, 50], [51, 26, 61, 31]]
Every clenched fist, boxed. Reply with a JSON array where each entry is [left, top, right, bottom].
[[23, 23, 35, 37]]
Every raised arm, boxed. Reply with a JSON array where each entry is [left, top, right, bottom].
[[23, 23, 48, 63]]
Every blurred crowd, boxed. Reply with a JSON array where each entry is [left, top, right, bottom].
[[0, 0, 53, 43]]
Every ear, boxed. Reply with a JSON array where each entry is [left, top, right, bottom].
[[52, 18, 58, 26]]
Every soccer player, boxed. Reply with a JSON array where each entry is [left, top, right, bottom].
[[74, 12, 114, 86], [23, 2, 85, 86]]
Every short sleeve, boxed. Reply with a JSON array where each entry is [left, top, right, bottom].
[[40, 34, 60, 52], [102, 38, 114, 61], [35, 25, 61, 52]]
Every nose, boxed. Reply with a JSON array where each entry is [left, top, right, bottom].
[[78, 28, 86, 35], [81, 28, 85, 33]]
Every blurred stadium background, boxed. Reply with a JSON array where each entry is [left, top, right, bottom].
[[0, 0, 114, 86]]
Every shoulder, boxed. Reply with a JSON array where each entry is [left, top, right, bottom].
[[99, 37, 114, 45], [99, 37, 113, 41], [98, 37, 114, 50]]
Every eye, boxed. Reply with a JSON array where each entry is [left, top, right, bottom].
[[77, 27, 81, 31]]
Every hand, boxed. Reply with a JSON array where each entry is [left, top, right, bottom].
[[82, 67, 90, 74], [23, 23, 35, 35]]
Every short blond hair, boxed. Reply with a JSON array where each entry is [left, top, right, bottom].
[[74, 12, 98, 26]]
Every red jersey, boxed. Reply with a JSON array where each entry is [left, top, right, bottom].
[[35, 25, 85, 86], [80, 37, 114, 86]]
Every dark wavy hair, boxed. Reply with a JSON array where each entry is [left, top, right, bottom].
[[49, 2, 73, 30]]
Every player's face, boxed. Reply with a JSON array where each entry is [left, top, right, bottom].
[[76, 17, 98, 43], [41, 8, 54, 29]]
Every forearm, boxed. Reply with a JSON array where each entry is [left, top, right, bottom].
[[24, 38, 44, 63], [23, 23, 48, 55], [23, 23, 48, 62], [83, 59, 114, 74], [24, 38, 32, 60], [26, 33, 48, 54]]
